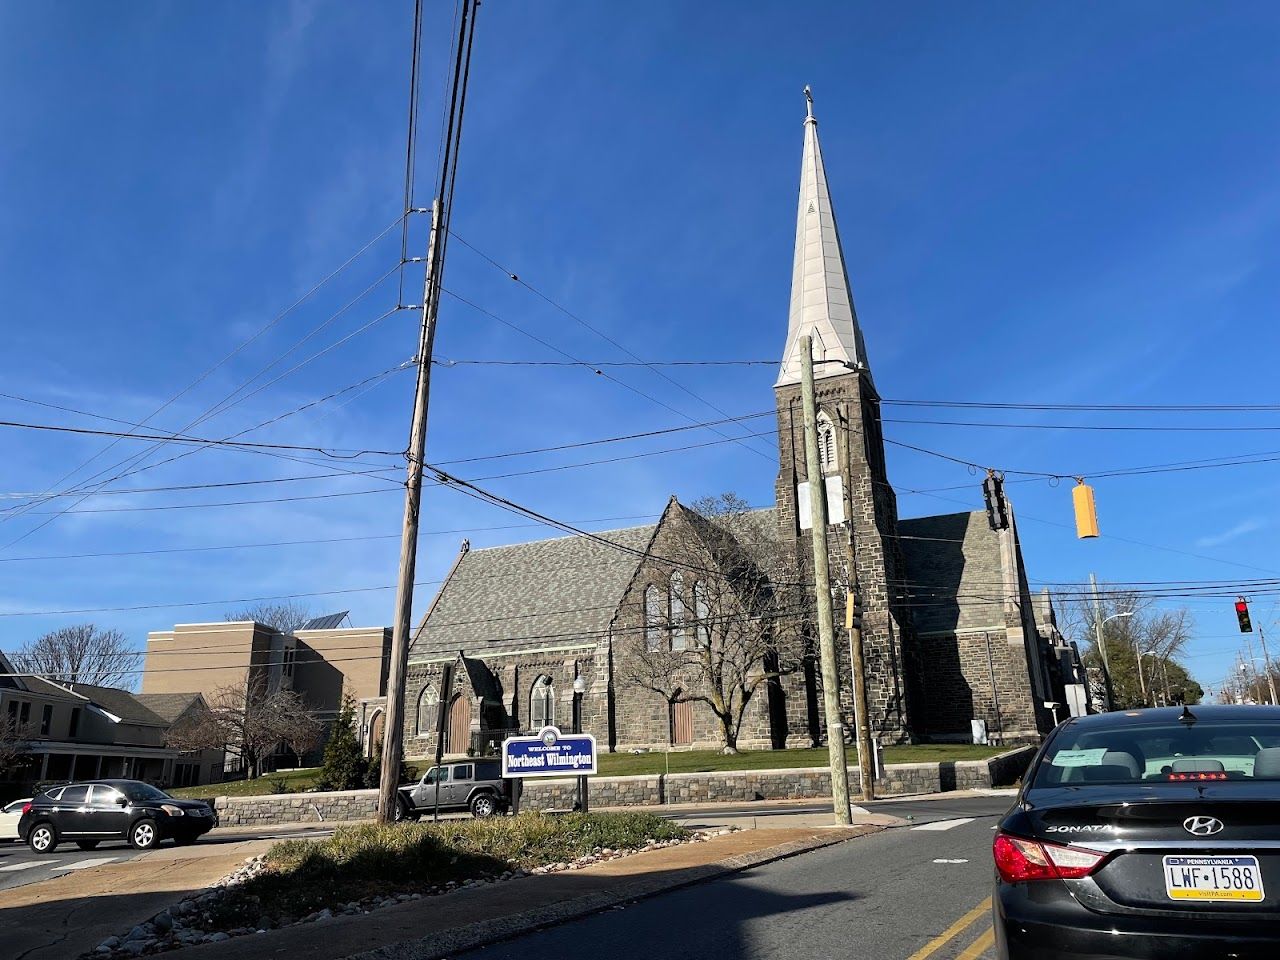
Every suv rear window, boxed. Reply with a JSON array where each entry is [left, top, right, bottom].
[[1035, 719, 1280, 787], [474, 760, 500, 779]]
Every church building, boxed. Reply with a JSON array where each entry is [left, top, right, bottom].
[[388, 95, 1067, 761]]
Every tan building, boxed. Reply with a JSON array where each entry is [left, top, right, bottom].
[[0, 652, 222, 792], [143, 617, 391, 772]]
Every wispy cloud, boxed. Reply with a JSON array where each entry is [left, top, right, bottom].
[[1196, 518, 1265, 549]]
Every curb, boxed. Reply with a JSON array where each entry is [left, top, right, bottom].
[[347, 827, 879, 960]]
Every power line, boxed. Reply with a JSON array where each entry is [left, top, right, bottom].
[[436, 358, 776, 368], [448, 233, 777, 460], [0, 513, 664, 564], [1, 215, 407, 528]]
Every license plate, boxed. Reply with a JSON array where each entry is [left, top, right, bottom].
[[1164, 855, 1265, 903]]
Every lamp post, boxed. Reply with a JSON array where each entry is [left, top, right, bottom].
[[572, 676, 588, 813], [1094, 610, 1133, 710]]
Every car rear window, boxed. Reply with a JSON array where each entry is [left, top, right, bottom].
[[1035, 718, 1280, 787]]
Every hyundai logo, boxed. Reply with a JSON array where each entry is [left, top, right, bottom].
[[1183, 816, 1225, 837]]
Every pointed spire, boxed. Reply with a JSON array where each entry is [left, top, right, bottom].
[[776, 87, 871, 387]]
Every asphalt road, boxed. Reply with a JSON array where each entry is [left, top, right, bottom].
[[0, 792, 1014, 900], [454, 796, 1011, 960]]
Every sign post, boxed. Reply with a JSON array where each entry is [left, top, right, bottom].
[[502, 727, 597, 804]]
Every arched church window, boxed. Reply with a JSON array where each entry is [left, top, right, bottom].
[[644, 585, 662, 651], [817, 413, 837, 474], [415, 685, 439, 736], [693, 581, 711, 647], [530, 676, 555, 729], [670, 572, 687, 651]]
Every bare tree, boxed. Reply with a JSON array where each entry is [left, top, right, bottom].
[[1056, 585, 1198, 707], [224, 601, 315, 635], [279, 710, 325, 767], [0, 715, 34, 778], [13, 624, 139, 689], [620, 493, 807, 752], [166, 678, 320, 778]]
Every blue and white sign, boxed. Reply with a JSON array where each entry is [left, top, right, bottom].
[[502, 726, 597, 778]]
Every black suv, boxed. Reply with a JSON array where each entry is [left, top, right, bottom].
[[18, 779, 216, 853], [397, 759, 514, 819]]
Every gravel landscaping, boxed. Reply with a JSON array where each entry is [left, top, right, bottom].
[[84, 813, 706, 958]]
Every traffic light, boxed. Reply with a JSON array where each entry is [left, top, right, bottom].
[[1235, 597, 1253, 633], [983, 471, 1009, 531], [1072, 479, 1099, 539]]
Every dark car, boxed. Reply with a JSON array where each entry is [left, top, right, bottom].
[[18, 779, 216, 854], [396, 759, 514, 819], [994, 704, 1280, 959]]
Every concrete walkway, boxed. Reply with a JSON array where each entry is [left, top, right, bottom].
[[1, 839, 276, 960]]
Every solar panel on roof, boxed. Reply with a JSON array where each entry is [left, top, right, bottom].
[[299, 611, 351, 631]]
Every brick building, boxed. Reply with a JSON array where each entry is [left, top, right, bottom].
[[397, 95, 1063, 760]]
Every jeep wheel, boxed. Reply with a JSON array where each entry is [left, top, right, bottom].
[[469, 793, 497, 819], [394, 796, 418, 822]]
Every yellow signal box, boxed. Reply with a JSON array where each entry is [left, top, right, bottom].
[[1072, 480, 1099, 539]]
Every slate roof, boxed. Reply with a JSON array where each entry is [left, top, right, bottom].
[[135, 692, 203, 724], [410, 523, 658, 660], [897, 511, 1005, 635], [15, 675, 84, 700], [67, 683, 169, 727]]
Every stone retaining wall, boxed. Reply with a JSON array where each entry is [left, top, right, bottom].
[[210, 746, 1037, 825]]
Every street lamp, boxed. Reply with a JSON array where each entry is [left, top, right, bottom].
[[572, 676, 588, 814], [1094, 610, 1133, 710]]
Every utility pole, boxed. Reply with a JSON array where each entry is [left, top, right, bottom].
[[1136, 646, 1149, 707], [799, 335, 852, 826], [1090, 573, 1113, 710], [379, 200, 444, 823], [1259, 627, 1279, 705], [841, 407, 874, 802]]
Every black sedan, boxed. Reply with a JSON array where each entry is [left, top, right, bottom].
[[18, 779, 215, 854], [994, 704, 1280, 959]]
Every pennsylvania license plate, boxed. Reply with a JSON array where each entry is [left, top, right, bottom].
[[1164, 855, 1265, 903]]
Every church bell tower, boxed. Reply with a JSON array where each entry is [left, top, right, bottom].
[[774, 88, 913, 742]]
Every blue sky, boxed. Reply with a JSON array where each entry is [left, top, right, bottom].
[[2, 1, 1279, 695]]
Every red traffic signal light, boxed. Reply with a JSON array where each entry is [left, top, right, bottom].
[[1235, 597, 1254, 634]]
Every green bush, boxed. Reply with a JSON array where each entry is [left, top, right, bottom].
[[313, 697, 367, 792], [214, 812, 686, 923]]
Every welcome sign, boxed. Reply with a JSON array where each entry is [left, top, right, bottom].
[[501, 726, 597, 778]]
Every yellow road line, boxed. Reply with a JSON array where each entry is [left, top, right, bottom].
[[955, 925, 996, 960], [905, 896, 992, 960]]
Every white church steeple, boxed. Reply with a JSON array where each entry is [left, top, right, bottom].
[[776, 87, 871, 387]]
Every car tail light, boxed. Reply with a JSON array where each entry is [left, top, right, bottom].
[[21, 803, 31, 816], [1167, 772, 1228, 782], [993, 833, 1105, 883]]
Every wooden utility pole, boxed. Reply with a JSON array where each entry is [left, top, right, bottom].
[[378, 200, 444, 824], [1259, 627, 1279, 706], [840, 407, 874, 802], [1089, 573, 1113, 711], [799, 335, 852, 825]]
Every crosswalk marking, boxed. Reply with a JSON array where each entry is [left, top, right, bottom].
[[0, 861, 43, 872], [912, 817, 977, 832], [52, 857, 116, 871]]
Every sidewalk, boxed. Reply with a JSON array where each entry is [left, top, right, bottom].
[[175, 825, 881, 960], [0, 809, 897, 960], [0, 838, 277, 960]]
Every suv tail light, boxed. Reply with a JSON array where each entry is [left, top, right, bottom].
[[993, 833, 1106, 883], [21, 803, 31, 816]]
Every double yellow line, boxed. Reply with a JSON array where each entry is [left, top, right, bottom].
[[905, 896, 994, 960]]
